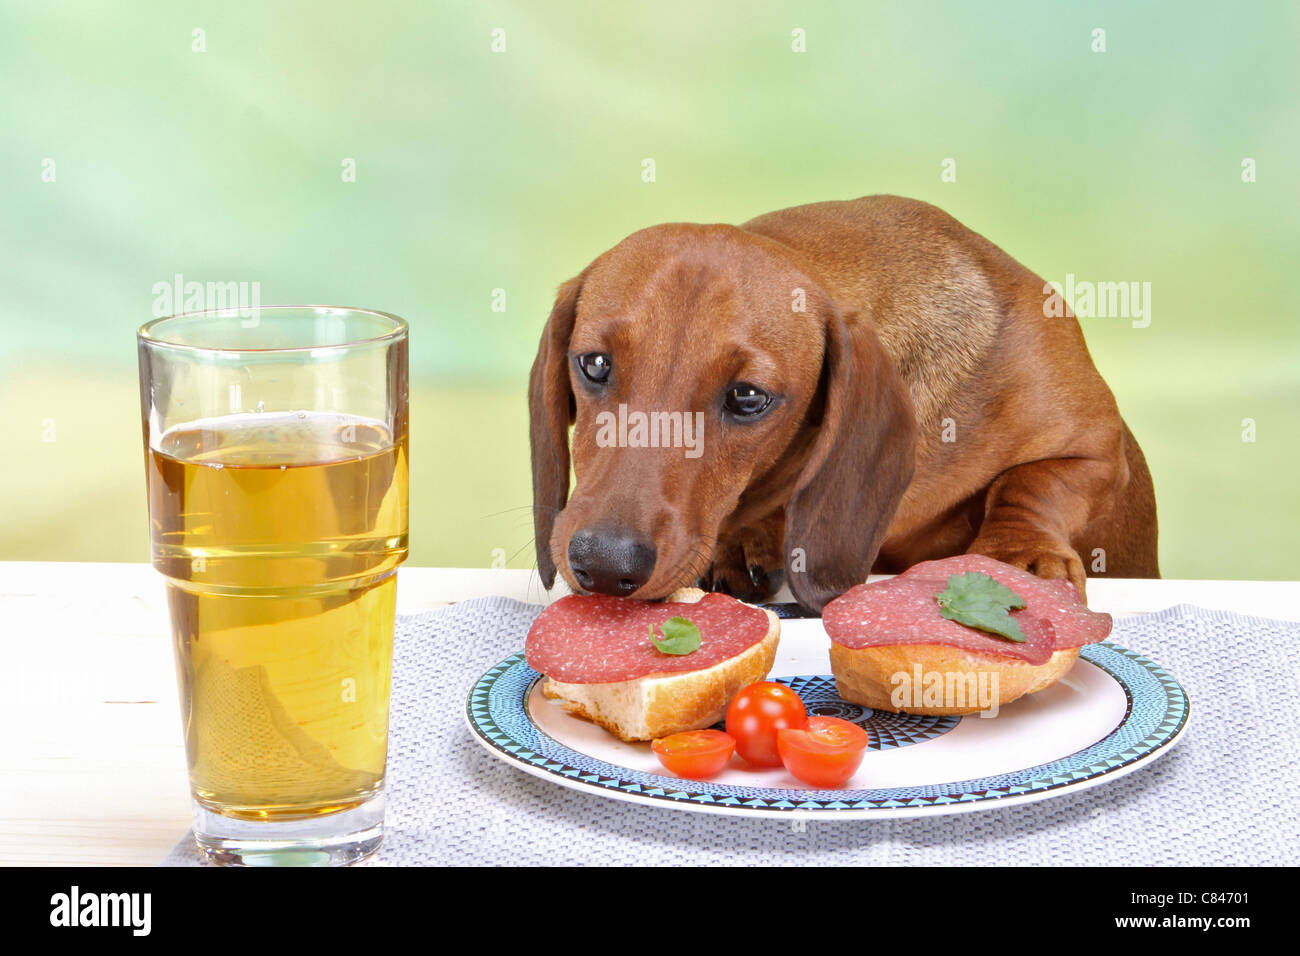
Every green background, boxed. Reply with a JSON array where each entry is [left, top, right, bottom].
[[2, 1, 1297, 579]]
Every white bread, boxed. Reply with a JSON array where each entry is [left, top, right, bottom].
[[540, 588, 780, 741], [829, 642, 1080, 716]]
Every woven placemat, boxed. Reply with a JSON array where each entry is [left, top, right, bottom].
[[162, 600, 1300, 865]]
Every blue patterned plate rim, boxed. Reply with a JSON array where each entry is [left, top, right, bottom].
[[464, 640, 1190, 817]]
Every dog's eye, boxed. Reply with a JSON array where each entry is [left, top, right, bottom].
[[577, 352, 612, 384], [724, 383, 772, 418]]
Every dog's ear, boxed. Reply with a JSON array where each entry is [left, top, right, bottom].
[[529, 275, 582, 588], [785, 308, 916, 613]]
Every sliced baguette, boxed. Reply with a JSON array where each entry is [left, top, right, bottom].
[[540, 588, 780, 742], [829, 642, 1080, 716]]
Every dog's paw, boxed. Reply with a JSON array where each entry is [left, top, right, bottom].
[[698, 519, 785, 603], [969, 538, 1088, 600], [697, 560, 785, 604]]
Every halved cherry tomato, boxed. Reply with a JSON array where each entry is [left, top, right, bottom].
[[651, 730, 736, 779], [777, 716, 871, 787], [725, 681, 808, 767]]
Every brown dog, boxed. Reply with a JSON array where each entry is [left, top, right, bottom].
[[530, 195, 1158, 613]]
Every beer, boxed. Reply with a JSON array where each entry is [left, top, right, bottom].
[[147, 411, 408, 820]]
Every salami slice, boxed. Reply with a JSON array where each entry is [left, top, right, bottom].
[[822, 554, 1112, 666], [526, 592, 771, 684]]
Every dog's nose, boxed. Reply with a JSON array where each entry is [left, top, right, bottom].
[[567, 529, 657, 596]]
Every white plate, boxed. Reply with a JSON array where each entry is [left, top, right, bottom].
[[466, 617, 1190, 818]]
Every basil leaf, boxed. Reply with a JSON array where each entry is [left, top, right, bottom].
[[648, 616, 702, 655], [935, 572, 1028, 643]]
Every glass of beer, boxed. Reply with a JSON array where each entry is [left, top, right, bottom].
[[137, 306, 408, 866]]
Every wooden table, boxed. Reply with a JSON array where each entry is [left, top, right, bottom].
[[2, 562, 1296, 866]]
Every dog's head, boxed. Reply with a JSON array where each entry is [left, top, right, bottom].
[[529, 223, 915, 612]]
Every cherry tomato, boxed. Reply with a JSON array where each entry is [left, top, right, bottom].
[[651, 730, 736, 779], [777, 716, 871, 787], [725, 681, 808, 767]]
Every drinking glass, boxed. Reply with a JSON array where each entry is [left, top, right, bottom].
[[137, 306, 408, 866]]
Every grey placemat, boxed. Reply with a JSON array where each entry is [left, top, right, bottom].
[[162, 599, 1300, 866]]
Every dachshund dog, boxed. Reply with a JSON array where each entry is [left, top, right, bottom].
[[530, 195, 1158, 613]]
